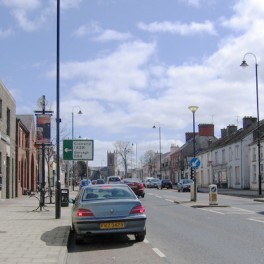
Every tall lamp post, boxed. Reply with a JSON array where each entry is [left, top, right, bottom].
[[71, 106, 83, 190], [153, 122, 162, 178], [188, 105, 199, 202], [240, 53, 262, 196]]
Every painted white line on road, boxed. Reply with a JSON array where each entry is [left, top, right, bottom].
[[155, 195, 162, 198], [248, 218, 264, 224], [165, 199, 174, 203], [152, 248, 166, 258], [199, 208, 225, 215]]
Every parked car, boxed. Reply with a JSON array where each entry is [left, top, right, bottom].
[[107, 176, 122, 184], [177, 179, 194, 192], [160, 179, 173, 189], [70, 184, 147, 244], [122, 178, 145, 198], [146, 178, 161, 189], [79, 179, 92, 190]]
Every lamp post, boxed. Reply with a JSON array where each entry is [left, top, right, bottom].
[[71, 106, 83, 190], [240, 53, 262, 196], [153, 122, 162, 178], [55, 0, 61, 219], [188, 105, 199, 202]]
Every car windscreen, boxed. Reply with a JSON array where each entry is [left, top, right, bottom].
[[82, 186, 135, 200]]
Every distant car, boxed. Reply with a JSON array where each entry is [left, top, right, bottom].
[[79, 179, 92, 190], [146, 178, 161, 189], [107, 176, 122, 184], [160, 179, 173, 189], [122, 178, 145, 198], [177, 179, 194, 192], [70, 184, 147, 244], [96, 179, 105, 184]]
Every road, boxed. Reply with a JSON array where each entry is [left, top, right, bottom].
[[67, 188, 264, 264]]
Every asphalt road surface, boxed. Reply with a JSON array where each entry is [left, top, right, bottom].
[[67, 189, 264, 264]]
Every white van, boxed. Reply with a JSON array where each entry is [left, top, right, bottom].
[[107, 176, 122, 184]]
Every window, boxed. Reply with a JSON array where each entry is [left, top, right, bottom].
[[252, 147, 256, 161], [214, 151, 218, 164], [229, 147, 232, 161], [235, 145, 239, 160], [222, 149, 226, 163]]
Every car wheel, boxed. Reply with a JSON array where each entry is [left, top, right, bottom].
[[141, 193, 145, 198], [135, 230, 146, 242]]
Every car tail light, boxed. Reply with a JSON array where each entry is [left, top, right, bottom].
[[76, 208, 94, 217], [130, 205, 145, 214], [138, 183, 144, 188]]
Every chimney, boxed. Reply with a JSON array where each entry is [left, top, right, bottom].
[[243, 116, 257, 129], [227, 125, 237, 135], [198, 124, 214, 136], [221, 128, 227, 138]]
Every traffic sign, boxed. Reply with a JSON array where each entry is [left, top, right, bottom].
[[189, 157, 200, 169], [63, 139, 94, 161]]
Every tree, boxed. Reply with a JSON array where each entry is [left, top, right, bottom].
[[140, 150, 157, 177], [114, 141, 133, 176]]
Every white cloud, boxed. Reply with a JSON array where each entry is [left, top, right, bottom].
[[74, 21, 131, 42], [1, 0, 41, 11], [138, 20, 217, 35]]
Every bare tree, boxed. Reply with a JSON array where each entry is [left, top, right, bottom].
[[114, 141, 133, 176], [140, 150, 156, 177]]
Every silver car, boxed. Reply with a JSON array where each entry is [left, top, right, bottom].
[[71, 184, 147, 244]]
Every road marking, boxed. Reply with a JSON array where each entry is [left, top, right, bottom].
[[155, 195, 162, 198], [165, 199, 174, 203], [144, 239, 149, 243], [152, 248, 166, 258], [200, 208, 225, 214], [248, 218, 264, 224]]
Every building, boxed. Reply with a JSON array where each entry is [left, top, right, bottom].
[[0, 81, 16, 199], [16, 115, 38, 196]]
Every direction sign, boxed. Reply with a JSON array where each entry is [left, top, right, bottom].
[[63, 139, 94, 161], [189, 157, 201, 169]]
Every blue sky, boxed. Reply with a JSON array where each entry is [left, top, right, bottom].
[[1, 0, 264, 167]]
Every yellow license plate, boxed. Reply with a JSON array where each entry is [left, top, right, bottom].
[[100, 222, 125, 229]]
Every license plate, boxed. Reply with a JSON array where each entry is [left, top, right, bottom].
[[100, 222, 125, 229]]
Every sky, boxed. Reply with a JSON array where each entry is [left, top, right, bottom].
[[1, 0, 264, 167]]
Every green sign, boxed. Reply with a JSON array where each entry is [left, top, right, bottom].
[[63, 139, 94, 161]]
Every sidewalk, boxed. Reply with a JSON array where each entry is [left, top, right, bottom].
[[0, 190, 77, 264]]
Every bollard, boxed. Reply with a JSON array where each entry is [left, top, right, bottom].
[[209, 184, 218, 205]]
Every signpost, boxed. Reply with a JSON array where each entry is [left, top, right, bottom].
[[63, 139, 94, 161], [189, 157, 201, 169]]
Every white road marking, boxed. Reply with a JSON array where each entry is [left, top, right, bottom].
[[144, 239, 149, 243], [165, 199, 174, 203], [248, 218, 264, 224], [152, 248, 166, 258], [199, 208, 225, 214], [155, 195, 162, 198]]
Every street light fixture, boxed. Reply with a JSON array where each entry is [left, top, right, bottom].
[[188, 105, 199, 202], [240, 53, 262, 196], [153, 122, 162, 178], [71, 105, 83, 190]]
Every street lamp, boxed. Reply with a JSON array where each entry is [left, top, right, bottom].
[[188, 105, 199, 202], [153, 122, 162, 178], [71, 105, 83, 190], [240, 53, 262, 196]]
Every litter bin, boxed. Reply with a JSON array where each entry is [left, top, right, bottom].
[[209, 184, 218, 205], [61, 188, 69, 207]]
